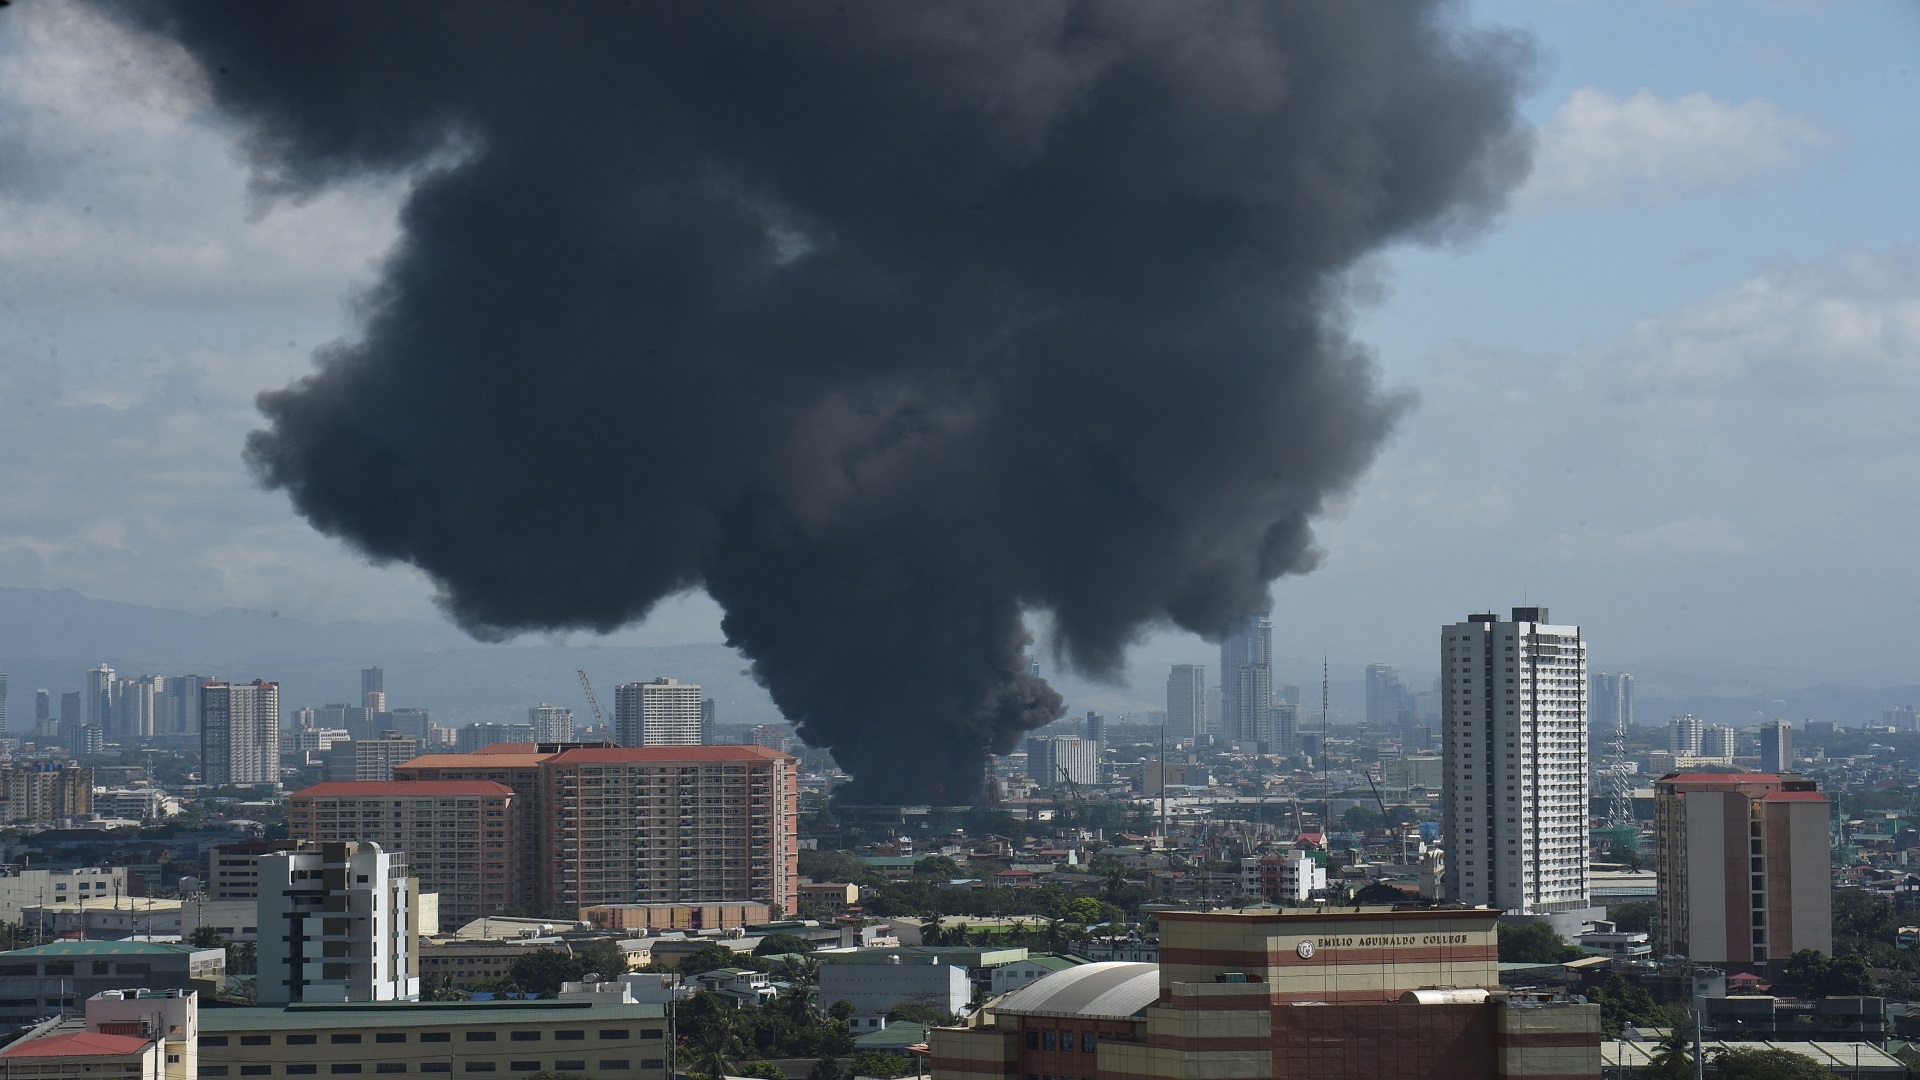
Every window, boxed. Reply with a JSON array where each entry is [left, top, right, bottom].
[[511, 1064, 540, 1072], [421, 1034, 452, 1044], [377, 1066, 407, 1074], [641, 1062, 662, 1071], [640, 1030, 663, 1040], [597, 1062, 628, 1072], [1025, 1033, 1039, 1050], [597, 1031, 627, 1040], [377, 1034, 407, 1044], [201, 1037, 231, 1047], [467, 1032, 497, 1042], [287, 1036, 317, 1046], [555, 1032, 585, 1042], [510, 1032, 541, 1042], [288, 1068, 317, 1076], [421, 1067, 451, 1075], [1043, 1032, 1055, 1051], [555, 1064, 586, 1074], [332, 1067, 363, 1075], [204, 1069, 231, 1077], [464, 1065, 497, 1073], [333, 1035, 363, 1045], [1082, 1034, 1096, 1053], [243, 1068, 272, 1076], [242, 1036, 272, 1046]]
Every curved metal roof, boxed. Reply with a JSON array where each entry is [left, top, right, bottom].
[[991, 961, 1159, 1020]]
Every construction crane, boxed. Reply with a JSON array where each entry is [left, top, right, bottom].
[[1057, 765, 1087, 828], [1364, 770, 1411, 865], [576, 670, 607, 737]]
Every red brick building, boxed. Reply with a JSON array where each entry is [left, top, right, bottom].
[[288, 780, 516, 927]]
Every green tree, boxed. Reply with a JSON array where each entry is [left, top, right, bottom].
[[847, 1051, 914, 1079], [755, 934, 816, 957], [573, 940, 632, 981], [680, 943, 755, 977], [1592, 974, 1667, 1037], [826, 999, 856, 1022], [188, 926, 226, 949], [884, 1002, 955, 1026], [1606, 901, 1655, 934], [1779, 949, 1879, 999], [683, 1011, 745, 1080], [1643, 1026, 1694, 1080], [1497, 922, 1581, 964], [805, 1056, 844, 1080], [914, 855, 963, 878], [730, 1062, 787, 1080], [1353, 883, 1406, 906], [1704, 1046, 1830, 1080]]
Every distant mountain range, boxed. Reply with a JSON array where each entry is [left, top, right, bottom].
[[0, 586, 1914, 735]]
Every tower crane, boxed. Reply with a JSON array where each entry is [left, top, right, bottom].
[[576, 670, 607, 737]]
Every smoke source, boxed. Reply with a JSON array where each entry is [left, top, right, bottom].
[[97, 2, 1532, 803]]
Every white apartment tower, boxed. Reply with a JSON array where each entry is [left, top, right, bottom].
[[1220, 612, 1273, 746], [84, 664, 115, 733], [1441, 606, 1590, 914], [200, 680, 282, 787], [614, 677, 703, 746], [1669, 714, 1705, 758], [528, 702, 575, 743], [257, 840, 420, 1005], [1166, 664, 1207, 742]]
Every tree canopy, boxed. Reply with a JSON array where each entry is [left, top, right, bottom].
[[1497, 922, 1582, 964]]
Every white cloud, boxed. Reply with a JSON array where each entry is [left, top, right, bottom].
[[1521, 88, 1841, 209]]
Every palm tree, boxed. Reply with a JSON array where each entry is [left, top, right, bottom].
[[1643, 1025, 1692, 1080], [685, 1012, 745, 1080], [919, 917, 944, 947]]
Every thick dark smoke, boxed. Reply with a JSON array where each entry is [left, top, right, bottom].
[[100, 3, 1532, 803]]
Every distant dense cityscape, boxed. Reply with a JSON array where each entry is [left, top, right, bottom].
[[0, 605, 1914, 1078]]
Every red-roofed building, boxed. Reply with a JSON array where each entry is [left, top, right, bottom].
[[1, 988, 197, 1080], [395, 744, 797, 914], [289, 781, 517, 925], [1655, 772, 1831, 973]]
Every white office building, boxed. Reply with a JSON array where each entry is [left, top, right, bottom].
[[1026, 735, 1099, 787], [1166, 664, 1207, 743], [613, 678, 702, 746], [1669, 714, 1704, 758], [1441, 606, 1590, 915], [257, 841, 420, 1005], [199, 680, 281, 788]]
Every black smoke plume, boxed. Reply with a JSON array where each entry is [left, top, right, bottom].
[[99, 2, 1532, 804]]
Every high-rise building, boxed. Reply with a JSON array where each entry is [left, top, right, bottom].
[[1669, 714, 1704, 758], [1698, 725, 1734, 763], [115, 677, 156, 741], [361, 667, 385, 699], [84, 665, 114, 734], [1220, 612, 1273, 746], [1654, 772, 1831, 969], [1267, 703, 1299, 756], [0, 762, 92, 823], [1027, 735, 1099, 786], [528, 703, 575, 743], [1883, 706, 1918, 732], [75, 725, 104, 756], [700, 697, 718, 744], [257, 841, 420, 1005], [199, 680, 282, 788], [395, 744, 797, 914], [1166, 664, 1207, 742], [34, 689, 51, 738], [614, 677, 703, 746], [161, 676, 205, 736], [1084, 711, 1108, 746], [1441, 606, 1589, 914], [0, 673, 7, 733], [1364, 663, 1408, 728], [1760, 720, 1793, 773], [58, 692, 81, 738], [456, 723, 533, 754], [363, 690, 387, 713], [1589, 672, 1635, 739], [290, 780, 518, 926], [326, 736, 421, 782]]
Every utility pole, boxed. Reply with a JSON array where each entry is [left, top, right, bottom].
[[1158, 726, 1168, 847], [1321, 653, 1330, 837]]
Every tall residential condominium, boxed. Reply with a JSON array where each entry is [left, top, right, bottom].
[[326, 736, 421, 782], [361, 666, 385, 698], [257, 841, 420, 1005], [1267, 703, 1299, 756], [0, 761, 92, 823], [1364, 663, 1408, 728], [1760, 721, 1793, 773], [115, 677, 156, 740], [1441, 606, 1590, 914], [0, 673, 7, 733], [1699, 725, 1735, 763], [614, 677, 703, 746], [1654, 772, 1831, 969], [1027, 735, 1099, 786], [394, 743, 797, 915], [1589, 672, 1635, 739], [1669, 714, 1704, 758], [289, 780, 518, 927], [34, 689, 50, 737], [1166, 664, 1207, 742], [528, 703, 576, 743], [1219, 612, 1273, 746], [84, 664, 114, 733], [200, 680, 282, 787]]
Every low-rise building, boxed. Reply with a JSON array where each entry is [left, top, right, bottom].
[[195, 999, 669, 1080], [581, 902, 771, 933], [0, 866, 130, 923], [1240, 849, 1327, 903], [0, 988, 197, 1080], [0, 941, 223, 1029], [22, 896, 184, 940], [819, 959, 971, 1020]]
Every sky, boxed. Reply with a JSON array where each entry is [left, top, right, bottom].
[[0, 0, 1916, 704]]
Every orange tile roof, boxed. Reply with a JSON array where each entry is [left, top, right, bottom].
[[293, 781, 514, 797], [548, 745, 793, 763], [3, 1032, 150, 1059]]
